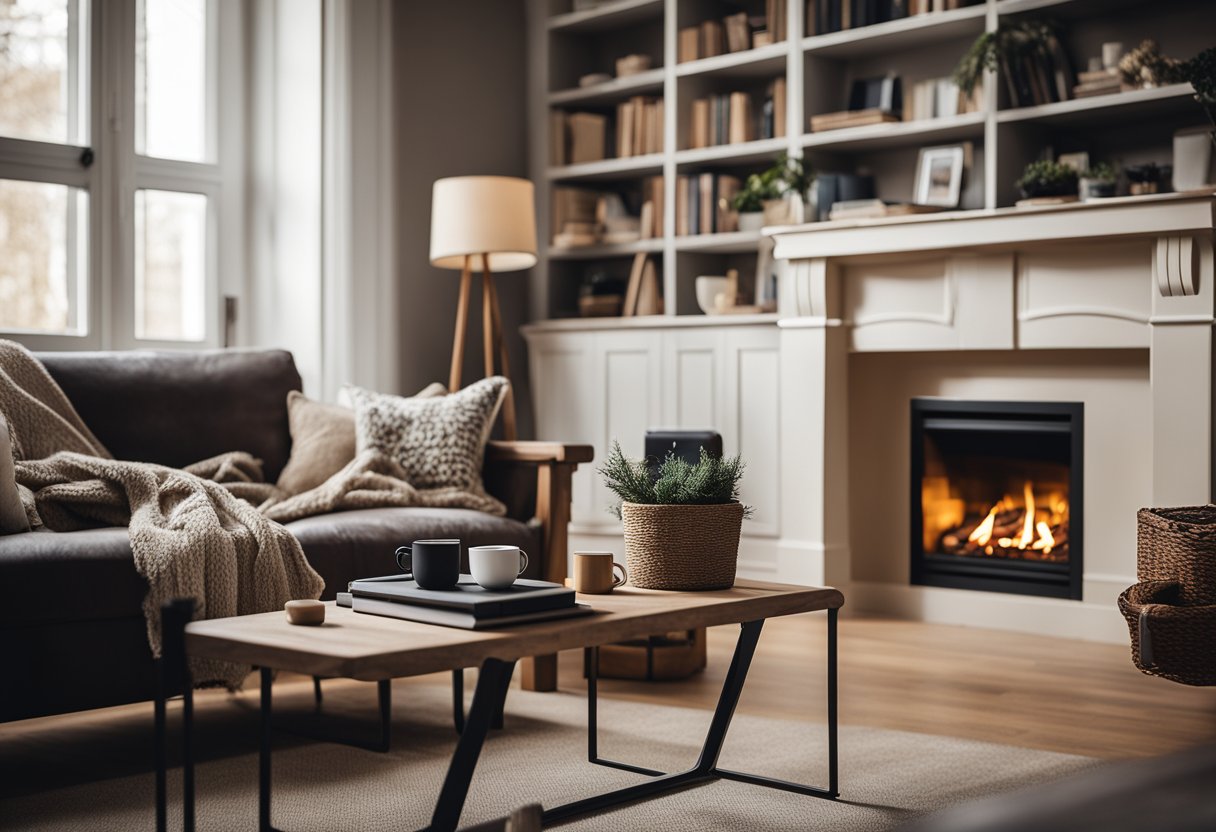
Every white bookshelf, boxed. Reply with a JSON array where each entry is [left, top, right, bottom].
[[528, 0, 1213, 323]]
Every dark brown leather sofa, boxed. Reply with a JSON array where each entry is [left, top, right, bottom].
[[0, 348, 589, 722]]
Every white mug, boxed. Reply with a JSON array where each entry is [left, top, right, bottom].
[[469, 545, 529, 590]]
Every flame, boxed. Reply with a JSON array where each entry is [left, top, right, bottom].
[[1032, 521, 1055, 553], [968, 505, 998, 546], [1018, 481, 1036, 548]]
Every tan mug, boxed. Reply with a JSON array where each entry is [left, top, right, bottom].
[[573, 551, 628, 594]]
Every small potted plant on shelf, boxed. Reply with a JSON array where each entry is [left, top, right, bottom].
[[1015, 159, 1079, 205], [1182, 46, 1216, 150], [599, 441, 751, 591], [731, 153, 813, 231], [1079, 162, 1118, 200]]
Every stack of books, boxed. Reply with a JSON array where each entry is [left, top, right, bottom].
[[551, 179, 663, 248], [810, 107, 899, 132], [689, 78, 785, 148], [348, 575, 590, 630], [827, 199, 944, 220], [675, 173, 741, 236], [678, 4, 784, 63], [903, 77, 983, 121], [809, 0, 980, 34], [550, 111, 607, 166], [999, 35, 1075, 108], [616, 96, 664, 157], [1072, 67, 1125, 99]]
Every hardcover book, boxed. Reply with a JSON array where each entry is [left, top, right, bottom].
[[350, 575, 575, 620]]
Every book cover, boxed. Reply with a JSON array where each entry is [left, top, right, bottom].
[[350, 575, 575, 619], [353, 597, 594, 630]]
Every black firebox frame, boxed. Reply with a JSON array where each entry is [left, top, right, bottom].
[[910, 399, 1083, 601]]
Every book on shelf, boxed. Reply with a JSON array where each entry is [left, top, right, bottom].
[[808, 0, 978, 35], [902, 77, 983, 121], [809, 107, 900, 132], [552, 180, 664, 248], [680, 9, 775, 64], [700, 19, 726, 59], [679, 25, 700, 63], [644, 175, 664, 238], [1000, 33, 1075, 109], [827, 199, 945, 220], [689, 81, 784, 149], [615, 96, 663, 158], [551, 186, 599, 245], [765, 0, 786, 41], [724, 11, 750, 53], [565, 111, 607, 164], [675, 173, 741, 236]]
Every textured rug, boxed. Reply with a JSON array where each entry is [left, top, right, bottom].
[[0, 678, 1096, 831]]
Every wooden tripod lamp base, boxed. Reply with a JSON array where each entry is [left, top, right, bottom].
[[431, 175, 538, 443], [449, 253, 518, 441]]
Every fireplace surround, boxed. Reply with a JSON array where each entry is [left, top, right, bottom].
[[910, 399, 1083, 600]]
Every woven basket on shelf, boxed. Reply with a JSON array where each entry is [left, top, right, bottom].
[[1119, 506, 1216, 686], [620, 502, 744, 591]]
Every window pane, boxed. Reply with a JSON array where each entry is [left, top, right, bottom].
[[0, 178, 88, 335], [135, 189, 206, 341], [0, 0, 87, 144], [136, 0, 207, 162]]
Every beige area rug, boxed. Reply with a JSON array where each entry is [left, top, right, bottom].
[[0, 677, 1095, 831]]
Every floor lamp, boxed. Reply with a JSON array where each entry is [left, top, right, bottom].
[[429, 176, 537, 441]]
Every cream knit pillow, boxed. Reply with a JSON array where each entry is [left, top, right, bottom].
[[345, 376, 508, 511]]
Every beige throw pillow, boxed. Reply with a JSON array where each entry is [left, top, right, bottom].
[[277, 383, 446, 496], [346, 376, 508, 505], [0, 414, 30, 534]]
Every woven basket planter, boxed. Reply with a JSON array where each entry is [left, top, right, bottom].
[[1118, 506, 1216, 686], [620, 502, 744, 590]]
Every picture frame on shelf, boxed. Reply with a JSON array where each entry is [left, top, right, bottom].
[[914, 144, 968, 208], [1058, 152, 1091, 174]]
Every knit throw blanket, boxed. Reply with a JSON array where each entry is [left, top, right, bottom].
[[0, 341, 323, 687]]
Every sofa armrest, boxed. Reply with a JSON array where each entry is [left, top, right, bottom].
[[485, 441, 594, 465]]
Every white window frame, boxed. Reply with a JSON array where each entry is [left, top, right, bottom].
[[0, 0, 245, 352]]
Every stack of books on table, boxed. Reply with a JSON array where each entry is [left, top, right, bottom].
[[828, 199, 944, 220], [347, 575, 591, 630]]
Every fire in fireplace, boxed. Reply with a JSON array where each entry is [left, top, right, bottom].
[[910, 399, 1083, 600]]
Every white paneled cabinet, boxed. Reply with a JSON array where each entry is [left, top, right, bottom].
[[524, 323, 781, 556]]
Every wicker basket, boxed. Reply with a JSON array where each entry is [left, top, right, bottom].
[[620, 502, 744, 591], [1119, 506, 1216, 686]]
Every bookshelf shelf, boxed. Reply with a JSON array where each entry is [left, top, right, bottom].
[[674, 137, 789, 167], [547, 0, 665, 33], [530, 0, 1214, 325], [995, 83, 1199, 127], [549, 68, 665, 106], [801, 5, 988, 59], [674, 42, 789, 80], [801, 111, 987, 152], [548, 238, 666, 260], [548, 153, 665, 182], [674, 230, 764, 253]]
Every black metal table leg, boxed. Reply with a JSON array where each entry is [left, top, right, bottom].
[[452, 669, 465, 734], [586, 645, 665, 777], [427, 658, 517, 832], [156, 598, 196, 832], [260, 667, 276, 832]]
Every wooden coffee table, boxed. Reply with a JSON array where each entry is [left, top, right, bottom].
[[154, 580, 843, 832]]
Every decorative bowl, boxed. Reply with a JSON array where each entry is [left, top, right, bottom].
[[695, 276, 728, 315]]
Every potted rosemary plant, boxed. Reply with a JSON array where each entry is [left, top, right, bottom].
[[599, 441, 750, 590], [1016, 159, 1079, 202]]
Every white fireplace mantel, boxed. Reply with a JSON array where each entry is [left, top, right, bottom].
[[769, 193, 1216, 642]]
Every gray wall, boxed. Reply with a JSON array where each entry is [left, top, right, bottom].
[[392, 0, 533, 436]]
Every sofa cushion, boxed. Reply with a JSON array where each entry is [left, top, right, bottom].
[[37, 349, 301, 481], [276, 383, 446, 497], [284, 507, 541, 599], [0, 527, 143, 624], [346, 377, 508, 513]]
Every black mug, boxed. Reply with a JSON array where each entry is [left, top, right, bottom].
[[395, 539, 461, 590]]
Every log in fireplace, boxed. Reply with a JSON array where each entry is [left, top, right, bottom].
[[910, 399, 1083, 600]]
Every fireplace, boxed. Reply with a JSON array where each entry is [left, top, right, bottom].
[[910, 399, 1083, 600]]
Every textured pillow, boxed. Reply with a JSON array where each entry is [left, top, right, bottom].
[[346, 376, 508, 506], [277, 383, 446, 496], [0, 414, 30, 534]]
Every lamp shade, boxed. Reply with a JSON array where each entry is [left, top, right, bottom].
[[429, 175, 538, 272]]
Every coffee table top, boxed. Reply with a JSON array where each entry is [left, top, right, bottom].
[[185, 580, 843, 681]]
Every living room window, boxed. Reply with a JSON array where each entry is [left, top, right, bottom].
[[0, 0, 237, 350]]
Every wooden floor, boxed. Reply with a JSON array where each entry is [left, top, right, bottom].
[[558, 612, 1216, 760]]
